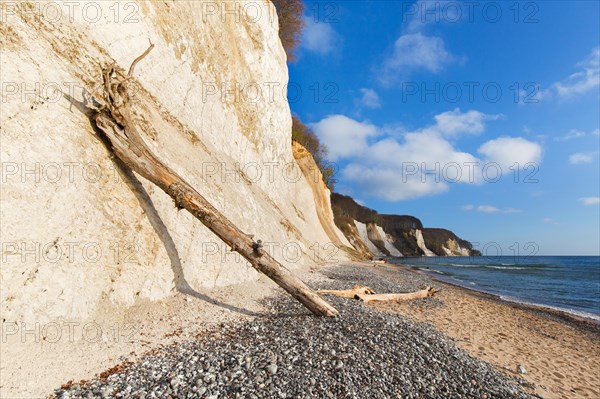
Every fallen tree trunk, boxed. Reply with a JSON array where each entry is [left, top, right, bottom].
[[90, 44, 338, 317], [354, 287, 438, 302], [318, 285, 375, 298], [318, 285, 438, 302]]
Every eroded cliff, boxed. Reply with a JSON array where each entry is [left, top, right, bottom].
[[330, 193, 479, 258], [1, 0, 349, 325]]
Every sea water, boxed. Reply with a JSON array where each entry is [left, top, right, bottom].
[[389, 256, 600, 321]]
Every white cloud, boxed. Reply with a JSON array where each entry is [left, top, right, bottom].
[[554, 129, 586, 142], [301, 18, 341, 56], [359, 88, 381, 109], [580, 197, 600, 206], [311, 109, 542, 201], [478, 137, 542, 170], [341, 164, 449, 201], [569, 152, 597, 165], [462, 205, 522, 214], [310, 115, 379, 161], [430, 108, 500, 137], [593, 129, 600, 136], [477, 205, 500, 213], [367, 132, 475, 168], [379, 33, 456, 84], [537, 47, 599, 100], [377, 0, 464, 85]]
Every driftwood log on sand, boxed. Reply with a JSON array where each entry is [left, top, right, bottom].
[[317, 285, 375, 298], [89, 43, 338, 317], [355, 287, 438, 302], [319, 285, 438, 302]]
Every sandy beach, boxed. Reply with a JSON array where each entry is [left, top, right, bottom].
[[367, 263, 600, 399], [4, 261, 599, 398], [0, 279, 278, 399], [51, 262, 534, 399]]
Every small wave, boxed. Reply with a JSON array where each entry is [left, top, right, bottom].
[[418, 268, 449, 275], [499, 295, 600, 322], [446, 263, 527, 270], [444, 263, 550, 270]]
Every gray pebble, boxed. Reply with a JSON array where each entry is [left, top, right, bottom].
[[53, 264, 533, 399]]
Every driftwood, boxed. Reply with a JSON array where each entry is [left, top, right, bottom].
[[90, 43, 338, 317], [355, 287, 438, 302], [317, 285, 375, 298], [318, 285, 438, 303]]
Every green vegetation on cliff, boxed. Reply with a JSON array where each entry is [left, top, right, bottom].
[[273, 0, 478, 258], [422, 228, 482, 257], [331, 193, 424, 256], [331, 193, 480, 257], [291, 116, 335, 190]]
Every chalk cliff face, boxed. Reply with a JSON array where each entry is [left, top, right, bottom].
[[415, 229, 436, 257], [377, 214, 423, 256], [1, 1, 349, 324], [421, 228, 479, 257], [374, 225, 403, 257], [292, 142, 351, 249], [354, 221, 385, 257], [330, 193, 479, 258]]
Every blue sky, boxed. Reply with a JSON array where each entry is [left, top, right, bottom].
[[288, 0, 600, 256]]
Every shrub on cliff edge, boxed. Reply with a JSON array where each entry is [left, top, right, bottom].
[[291, 115, 335, 189], [271, 0, 305, 61]]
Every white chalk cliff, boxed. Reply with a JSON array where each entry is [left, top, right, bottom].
[[415, 229, 437, 257], [0, 1, 349, 324], [442, 239, 471, 256], [353, 221, 385, 257], [376, 226, 403, 257]]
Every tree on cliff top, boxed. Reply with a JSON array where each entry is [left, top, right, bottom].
[[271, 1, 334, 188], [292, 115, 335, 190], [271, 0, 305, 61]]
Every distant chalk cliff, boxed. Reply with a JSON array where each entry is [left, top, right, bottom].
[[331, 193, 481, 259]]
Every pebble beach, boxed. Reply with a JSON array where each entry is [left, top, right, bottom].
[[50, 261, 584, 399]]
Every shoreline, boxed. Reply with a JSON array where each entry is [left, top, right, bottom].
[[9, 260, 598, 398], [385, 256, 600, 326], [404, 264, 600, 333], [364, 261, 600, 399]]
